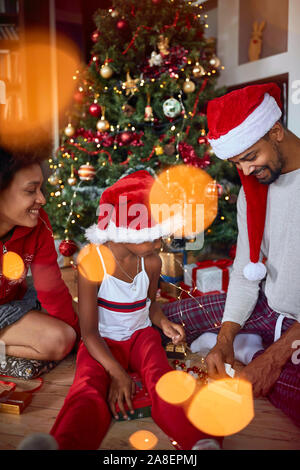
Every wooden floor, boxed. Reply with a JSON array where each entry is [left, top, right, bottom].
[[1, 352, 300, 451]]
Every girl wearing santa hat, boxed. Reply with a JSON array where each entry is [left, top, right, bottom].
[[39, 170, 222, 451]]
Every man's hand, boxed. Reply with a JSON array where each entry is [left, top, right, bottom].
[[236, 351, 282, 398], [205, 337, 235, 379], [161, 318, 186, 345], [108, 368, 135, 420]]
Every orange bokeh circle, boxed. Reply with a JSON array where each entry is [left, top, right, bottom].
[[155, 370, 197, 405], [149, 165, 218, 238], [187, 378, 254, 436], [129, 430, 158, 450], [77, 244, 115, 283]]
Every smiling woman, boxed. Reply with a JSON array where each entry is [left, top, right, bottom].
[[0, 140, 80, 362]]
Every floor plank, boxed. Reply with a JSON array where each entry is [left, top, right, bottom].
[[1, 353, 300, 450]]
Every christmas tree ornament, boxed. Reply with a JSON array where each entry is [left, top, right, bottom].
[[124, 71, 139, 96], [163, 98, 181, 118], [64, 123, 75, 137], [100, 63, 113, 79], [48, 172, 60, 186], [152, 0, 162, 4], [59, 239, 78, 257], [183, 78, 196, 94], [110, 8, 119, 18], [96, 107, 110, 132], [198, 135, 208, 145], [73, 90, 84, 104], [163, 143, 175, 156], [144, 94, 153, 122], [78, 163, 96, 181], [67, 165, 77, 186], [209, 54, 221, 68], [122, 103, 135, 117], [193, 62, 206, 78], [119, 131, 133, 145], [157, 34, 170, 56], [89, 103, 102, 117], [148, 51, 163, 67], [116, 19, 128, 30], [91, 30, 101, 43], [155, 146, 164, 156]]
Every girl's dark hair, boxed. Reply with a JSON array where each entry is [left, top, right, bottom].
[[0, 137, 52, 191]]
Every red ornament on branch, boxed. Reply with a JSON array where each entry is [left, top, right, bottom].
[[73, 90, 84, 104], [117, 19, 128, 30], [91, 30, 101, 43], [59, 239, 78, 257], [89, 103, 102, 118]]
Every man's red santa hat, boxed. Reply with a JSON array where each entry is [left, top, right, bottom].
[[85, 170, 183, 244], [207, 83, 283, 281]]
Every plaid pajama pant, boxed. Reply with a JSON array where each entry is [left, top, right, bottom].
[[162, 289, 300, 428]]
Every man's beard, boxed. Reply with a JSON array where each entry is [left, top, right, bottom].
[[253, 145, 284, 185]]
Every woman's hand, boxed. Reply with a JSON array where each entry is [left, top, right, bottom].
[[161, 318, 186, 345], [108, 368, 135, 420]]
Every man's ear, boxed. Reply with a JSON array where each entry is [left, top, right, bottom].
[[268, 121, 285, 143]]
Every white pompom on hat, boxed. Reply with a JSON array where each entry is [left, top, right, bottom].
[[207, 83, 283, 281]]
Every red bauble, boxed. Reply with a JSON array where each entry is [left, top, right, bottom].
[[91, 30, 101, 43], [152, 0, 162, 3], [89, 103, 102, 118], [116, 19, 127, 30], [73, 90, 84, 104], [59, 239, 78, 257], [198, 136, 208, 145], [119, 131, 133, 145]]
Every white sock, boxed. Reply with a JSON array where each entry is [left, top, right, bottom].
[[190, 332, 263, 365], [190, 332, 217, 355], [233, 333, 263, 365]]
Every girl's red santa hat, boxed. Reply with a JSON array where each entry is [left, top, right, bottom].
[[85, 170, 183, 244], [207, 82, 283, 281]]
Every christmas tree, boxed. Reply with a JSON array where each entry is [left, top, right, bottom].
[[45, 0, 240, 259]]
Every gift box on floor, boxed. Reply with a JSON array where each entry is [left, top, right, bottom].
[[183, 259, 233, 294], [159, 252, 184, 300], [114, 373, 151, 421]]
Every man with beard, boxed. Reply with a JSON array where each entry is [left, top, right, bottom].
[[162, 83, 300, 428]]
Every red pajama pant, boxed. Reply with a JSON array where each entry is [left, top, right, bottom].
[[50, 326, 220, 450]]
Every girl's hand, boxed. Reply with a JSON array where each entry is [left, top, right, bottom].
[[108, 368, 135, 420], [161, 319, 186, 345]]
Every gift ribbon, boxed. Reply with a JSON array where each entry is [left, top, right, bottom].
[[192, 259, 233, 292]]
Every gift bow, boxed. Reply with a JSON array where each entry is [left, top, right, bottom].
[[192, 259, 233, 292]]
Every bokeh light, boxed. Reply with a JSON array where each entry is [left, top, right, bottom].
[[149, 165, 218, 238], [129, 430, 158, 450], [0, 28, 80, 149], [187, 378, 254, 436], [2, 252, 25, 281], [155, 370, 197, 405], [77, 244, 115, 283]]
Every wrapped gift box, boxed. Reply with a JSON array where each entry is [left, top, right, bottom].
[[114, 373, 151, 421], [183, 259, 233, 294]]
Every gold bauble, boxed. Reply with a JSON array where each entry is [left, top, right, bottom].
[[183, 79, 196, 94], [209, 55, 221, 68], [96, 117, 110, 132], [67, 176, 77, 186], [64, 123, 75, 137], [193, 63, 206, 78], [48, 173, 60, 186], [155, 146, 164, 156], [100, 64, 113, 79]]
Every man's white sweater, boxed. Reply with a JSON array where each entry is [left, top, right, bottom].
[[223, 168, 300, 326]]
